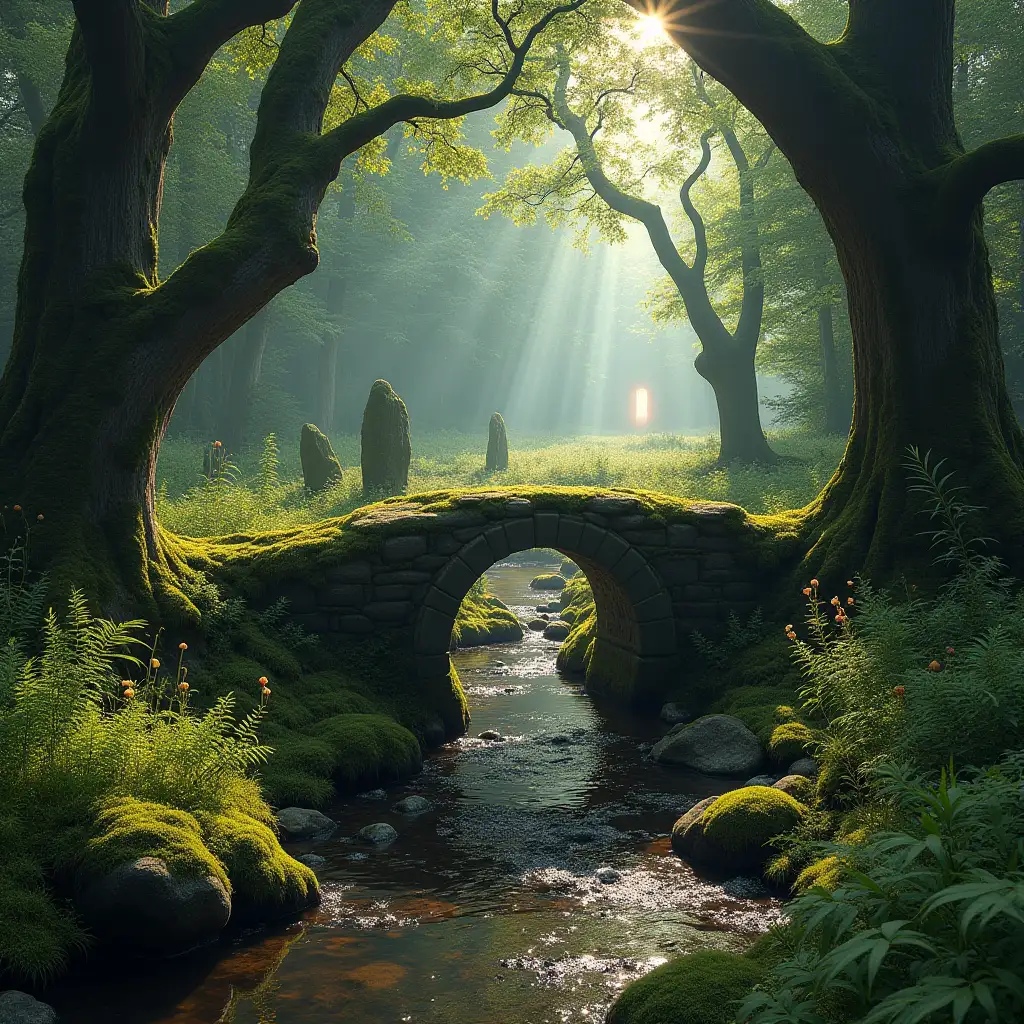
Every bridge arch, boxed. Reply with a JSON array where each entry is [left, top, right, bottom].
[[413, 513, 678, 703]]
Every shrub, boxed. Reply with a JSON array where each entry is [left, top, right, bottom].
[[742, 761, 1024, 1023]]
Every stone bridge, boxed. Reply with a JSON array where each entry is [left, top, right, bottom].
[[233, 488, 783, 706]]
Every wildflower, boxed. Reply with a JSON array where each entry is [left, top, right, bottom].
[[213, 440, 223, 448], [151, 658, 161, 670], [835, 613, 845, 624], [13, 505, 21, 513], [121, 679, 132, 688], [802, 587, 812, 597], [178, 642, 188, 651], [261, 686, 272, 698], [123, 688, 135, 699], [847, 580, 854, 588], [847, 597, 855, 606], [785, 624, 793, 632], [786, 630, 797, 641], [893, 686, 905, 697], [946, 646, 954, 655], [830, 596, 840, 607], [259, 676, 269, 686], [36, 514, 43, 522], [178, 682, 189, 692], [810, 579, 819, 588], [928, 660, 942, 672]]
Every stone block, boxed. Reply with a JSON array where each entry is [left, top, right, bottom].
[[555, 516, 586, 551], [325, 561, 373, 583], [667, 524, 698, 548], [413, 555, 449, 572], [293, 612, 331, 633], [625, 567, 661, 604], [504, 498, 533, 516], [316, 583, 365, 607], [594, 532, 630, 569], [363, 601, 415, 623], [621, 529, 667, 548], [613, 514, 650, 529], [701, 569, 744, 584], [683, 583, 721, 600], [695, 535, 736, 551], [338, 615, 374, 634], [423, 585, 461, 618], [613, 548, 647, 582], [637, 618, 677, 656], [415, 606, 455, 655], [431, 534, 462, 555], [459, 535, 496, 575], [373, 584, 414, 602], [675, 601, 721, 619], [483, 525, 511, 564], [582, 512, 609, 527], [654, 557, 699, 586], [586, 495, 640, 515], [633, 591, 674, 623], [701, 552, 736, 570], [722, 582, 756, 600], [434, 557, 478, 600], [437, 509, 487, 527], [453, 526, 487, 543], [373, 570, 432, 585], [273, 582, 317, 615], [576, 523, 608, 556], [503, 516, 535, 553], [383, 536, 428, 562], [534, 512, 560, 547], [416, 653, 453, 679]]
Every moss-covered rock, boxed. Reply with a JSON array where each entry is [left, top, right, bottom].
[[299, 423, 343, 493], [652, 715, 763, 776], [485, 412, 509, 472], [312, 713, 422, 790], [452, 587, 523, 648], [606, 949, 766, 1024], [530, 573, 566, 591], [768, 721, 816, 766], [360, 379, 411, 496], [709, 686, 806, 746], [556, 606, 596, 673], [672, 786, 806, 874], [772, 774, 815, 802]]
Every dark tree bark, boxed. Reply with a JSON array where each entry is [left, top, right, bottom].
[[625, 0, 1024, 579], [543, 55, 777, 465], [221, 305, 271, 451], [0, 0, 587, 619]]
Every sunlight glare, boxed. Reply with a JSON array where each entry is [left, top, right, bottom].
[[635, 10, 670, 47], [634, 387, 650, 428]]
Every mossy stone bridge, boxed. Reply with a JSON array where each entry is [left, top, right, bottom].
[[221, 488, 784, 707]]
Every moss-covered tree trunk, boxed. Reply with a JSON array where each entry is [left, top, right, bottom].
[[633, 0, 1024, 578]]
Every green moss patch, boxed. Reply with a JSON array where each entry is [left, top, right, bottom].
[[795, 855, 844, 893], [768, 721, 817, 765], [702, 787, 806, 855], [313, 712, 422, 790], [606, 949, 766, 1024], [452, 588, 524, 648]]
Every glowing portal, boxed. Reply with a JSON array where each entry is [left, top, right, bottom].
[[634, 387, 650, 428]]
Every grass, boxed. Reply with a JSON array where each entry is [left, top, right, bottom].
[[157, 430, 845, 537]]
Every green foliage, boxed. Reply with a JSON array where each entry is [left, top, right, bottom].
[[710, 685, 808, 746], [607, 949, 766, 1024], [693, 608, 767, 670], [742, 763, 1024, 1024]]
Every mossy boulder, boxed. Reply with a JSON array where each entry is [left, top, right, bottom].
[[672, 786, 806, 874], [485, 412, 509, 472], [530, 573, 566, 591], [543, 620, 571, 641], [772, 774, 815, 802], [452, 589, 523, 648], [360, 379, 411, 496], [299, 423, 343, 492], [75, 798, 231, 954], [606, 949, 765, 1024], [651, 715, 763, 776], [313, 713, 423, 790], [768, 721, 816, 766], [556, 606, 596, 673]]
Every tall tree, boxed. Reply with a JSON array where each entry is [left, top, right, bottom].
[[0, 0, 588, 618], [628, 0, 1024, 577], [486, 34, 781, 464]]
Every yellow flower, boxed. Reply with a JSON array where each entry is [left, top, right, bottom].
[[847, 597, 855, 606], [151, 658, 161, 670], [802, 587, 812, 597], [928, 660, 942, 672], [261, 686, 272, 698], [786, 630, 797, 641], [123, 688, 135, 699], [847, 580, 854, 588], [785, 624, 793, 632], [121, 679, 132, 688], [12, 504, 21, 513], [178, 642, 188, 651], [830, 597, 840, 607]]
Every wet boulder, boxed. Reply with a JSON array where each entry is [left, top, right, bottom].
[[529, 573, 566, 591], [478, 729, 503, 741], [393, 795, 433, 814], [358, 823, 398, 844], [0, 992, 58, 1024], [744, 775, 778, 788], [277, 807, 337, 840], [651, 714, 763, 776], [542, 621, 571, 641], [671, 786, 806, 874], [298, 853, 327, 868], [76, 857, 231, 955], [787, 757, 819, 778], [527, 618, 548, 631], [658, 702, 692, 726]]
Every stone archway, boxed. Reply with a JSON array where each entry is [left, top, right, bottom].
[[412, 510, 678, 705]]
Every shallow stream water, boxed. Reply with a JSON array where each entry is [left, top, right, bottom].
[[54, 562, 780, 1024]]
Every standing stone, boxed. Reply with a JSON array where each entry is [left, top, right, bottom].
[[299, 423, 343, 492], [485, 412, 509, 472], [361, 379, 411, 496]]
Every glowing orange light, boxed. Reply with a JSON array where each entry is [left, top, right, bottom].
[[634, 388, 650, 428]]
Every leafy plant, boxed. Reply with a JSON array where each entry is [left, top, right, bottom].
[[694, 607, 766, 669], [742, 762, 1024, 1024]]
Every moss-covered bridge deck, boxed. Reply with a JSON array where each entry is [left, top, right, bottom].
[[202, 487, 795, 706]]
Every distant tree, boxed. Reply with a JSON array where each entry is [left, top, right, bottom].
[[0, 0, 588, 617]]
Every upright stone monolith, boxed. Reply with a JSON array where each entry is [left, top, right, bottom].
[[300, 423, 343, 492], [361, 379, 411, 496], [485, 412, 509, 472]]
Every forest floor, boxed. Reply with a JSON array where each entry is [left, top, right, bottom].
[[157, 430, 846, 538]]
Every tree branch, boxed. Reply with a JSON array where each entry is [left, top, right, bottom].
[[679, 129, 714, 280], [163, 0, 298, 115], [937, 135, 1024, 234], [15, 72, 46, 135]]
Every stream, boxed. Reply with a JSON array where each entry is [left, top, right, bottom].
[[54, 560, 781, 1024]]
